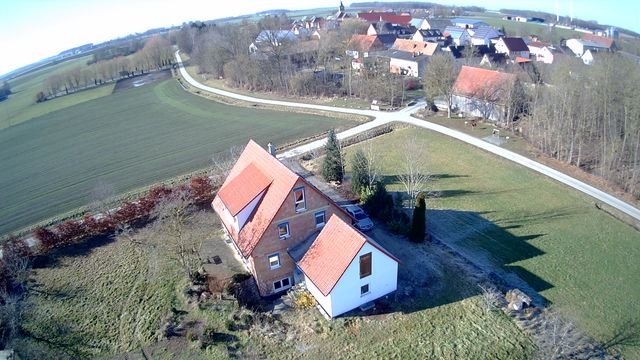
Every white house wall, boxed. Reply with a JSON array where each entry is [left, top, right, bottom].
[[452, 95, 504, 122], [235, 189, 267, 231], [305, 276, 334, 317], [323, 242, 398, 318], [389, 58, 423, 77], [566, 39, 584, 56]]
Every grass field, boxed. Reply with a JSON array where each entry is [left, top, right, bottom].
[[0, 78, 350, 236], [19, 211, 534, 358], [0, 55, 117, 130], [344, 127, 640, 358]]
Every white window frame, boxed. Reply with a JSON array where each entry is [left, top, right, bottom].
[[273, 276, 292, 291], [314, 210, 326, 228], [293, 187, 306, 213], [277, 222, 290, 239], [360, 283, 370, 296], [268, 253, 281, 270]]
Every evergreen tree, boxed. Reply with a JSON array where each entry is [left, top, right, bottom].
[[350, 149, 368, 195], [409, 192, 426, 242], [322, 129, 343, 182]]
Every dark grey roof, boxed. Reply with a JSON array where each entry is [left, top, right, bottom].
[[501, 37, 529, 52], [417, 29, 443, 38], [425, 19, 452, 30], [377, 34, 398, 47], [472, 25, 500, 39]]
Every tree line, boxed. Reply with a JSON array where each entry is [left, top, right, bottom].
[[178, 17, 411, 106], [37, 36, 174, 102], [525, 54, 640, 197]]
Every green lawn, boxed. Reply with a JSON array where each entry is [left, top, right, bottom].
[[19, 210, 534, 359], [0, 79, 350, 236], [471, 16, 579, 43], [345, 127, 640, 359], [0, 55, 115, 130]]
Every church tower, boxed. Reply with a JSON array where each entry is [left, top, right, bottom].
[[339, 1, 345, 13]]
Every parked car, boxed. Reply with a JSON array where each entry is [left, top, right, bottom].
[[342, 205, 374, 231]]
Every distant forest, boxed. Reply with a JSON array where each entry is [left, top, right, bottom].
[[350, 2, 485, 12]]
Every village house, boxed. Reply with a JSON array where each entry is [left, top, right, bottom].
[[495, 37, 530, 60], [292, 215, 399, 318], [212, 140, 399, 317], [412, 29, 444, 43], [527, 41, 554, 64], [410, 18, 451, 31], [392, 39, 439, 56], [346, 34, 386, 58], [566, 34, 615, 58], [375, 49, 430, 77], [469, 25, 501, 46], [249, 30, 301, 53], [451, 18, 489, 29], [357, 12, 412, 26], [367, 22, 413, 38], [581, 49, 594, 65], [451, 65, 517, 122], [443, 26, 471, 46]]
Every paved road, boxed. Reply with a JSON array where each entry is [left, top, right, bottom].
[[176, 51, 640, 222]]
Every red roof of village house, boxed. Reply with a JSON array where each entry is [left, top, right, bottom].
[[515, 56, 532, 63], [298, 215, 399, 297], [212, 140, 300, 257], [453, 66, 516, 99], [581, 33, 614, 49], [347, 35, 385, 52], [216, 163, 272, 216], [392, 39, 439, 56], [358, 12, 411, 25]]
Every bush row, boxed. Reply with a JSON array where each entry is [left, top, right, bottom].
[[0, 176, 215, 291]]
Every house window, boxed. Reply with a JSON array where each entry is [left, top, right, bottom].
[[361, 284, 370, 296], [294, 187, 306, 212], [268, 253, 280, 270], [277, 222, 290, 239], [314, 211, 326, 228], [360, 253, 372, 278], [273, 276, 292, 291]]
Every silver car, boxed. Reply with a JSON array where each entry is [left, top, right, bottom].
[[343, 205, 374, 232]]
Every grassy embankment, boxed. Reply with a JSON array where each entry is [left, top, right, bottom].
[[0, 79, 350, 236], [344, 127, 640, 359]]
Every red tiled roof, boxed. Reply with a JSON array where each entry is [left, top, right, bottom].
[[347, 34, 385, 52], [528, 41, 551, 49], [358, 12, 411, 25], [453, 65, 516, 100], [212, 140, 299, 257], [216, 163, 272, 216], [298, 215, 399, 296], [515, 56, 532, 63], [392, 39, 438, 56], [582, 33, 614, 49]]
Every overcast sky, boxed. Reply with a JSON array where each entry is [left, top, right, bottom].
[[1, 0, 638, 76]]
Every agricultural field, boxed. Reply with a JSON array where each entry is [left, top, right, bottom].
[[343, 127, 640, 359], [472, 16, 579, 43], [0, 78, 351, 236], [0, 55, 117, 130]]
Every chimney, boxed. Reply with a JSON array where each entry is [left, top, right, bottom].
[[267, 142, 276, 156]]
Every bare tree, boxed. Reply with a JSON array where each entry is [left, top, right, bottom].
[[423, 53, 459, 118], [397, 134, 430, 202], [363, 137, 379, 189], [534, 308, 581, 360], [151, 190, 202, 281], [210, 146, 242, 187], [88, 180, 115, 215]]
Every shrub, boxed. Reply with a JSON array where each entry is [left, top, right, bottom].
[[189, 176, 214, 204], [361, 182, 393, 220], [350, 150, 369, 196], [33, 227, 60, 251], [322, 129, 344, 182], [409, 192, 426, 242], [293, 291, 316, 309], [34, 91, 46, 103], [55, 220, 86, 245]]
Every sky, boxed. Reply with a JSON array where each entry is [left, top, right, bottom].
[[1, 0, 638, 76]]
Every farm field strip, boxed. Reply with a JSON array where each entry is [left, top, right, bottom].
[[0, 78, 350, 236]]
